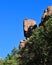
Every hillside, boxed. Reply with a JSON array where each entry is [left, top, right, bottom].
[[19, 15, 52, 65], [0, 6, 52, 65]]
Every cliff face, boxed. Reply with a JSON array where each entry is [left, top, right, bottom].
[[19, 6, 52, 65]]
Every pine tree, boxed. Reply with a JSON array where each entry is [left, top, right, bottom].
[[4, 48, 19, 65], [19, 16, 52, 65]]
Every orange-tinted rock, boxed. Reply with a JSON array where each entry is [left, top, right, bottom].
[[39, 6, 52, 26], [42, 6, 52, 22], [23, 19, 37, 38]]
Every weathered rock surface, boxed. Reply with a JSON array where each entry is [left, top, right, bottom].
[[42, 6, 52, 20], [23, 19, 37, 39], [39, 6, 52, 26]]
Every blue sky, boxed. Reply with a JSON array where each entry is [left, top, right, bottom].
[[0, 0, 52, 59]]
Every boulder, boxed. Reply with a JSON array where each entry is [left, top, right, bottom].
[[23, 19, 37, 39]]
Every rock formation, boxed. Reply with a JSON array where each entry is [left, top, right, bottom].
[[19, 19, 37, 49], [23, 19, 37, 39], [39, 6, 52, 26], [18, 6, 52, 65], [19, 6, 52, 49]]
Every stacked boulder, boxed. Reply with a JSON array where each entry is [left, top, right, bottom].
[[19, 19, 37, 49]]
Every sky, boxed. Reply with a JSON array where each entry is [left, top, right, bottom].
[[0, 0, 52, 59]]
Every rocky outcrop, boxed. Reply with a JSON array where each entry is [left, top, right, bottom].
[[39, 6, 52, 26], [19, 6, 52, 49]]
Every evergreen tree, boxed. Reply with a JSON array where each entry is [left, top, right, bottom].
[[19, 16, 52, 65], [0, 16, 52, 65], [4, 48, 19, 65]]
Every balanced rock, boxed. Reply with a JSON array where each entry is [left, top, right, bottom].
[[23, 19, 37, 39]]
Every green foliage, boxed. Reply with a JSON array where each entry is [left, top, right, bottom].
[[0, 58, 4, 65], [3, 48, 19, 65], [19, 16, 52, 65], [0, 16, 52, 65]]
